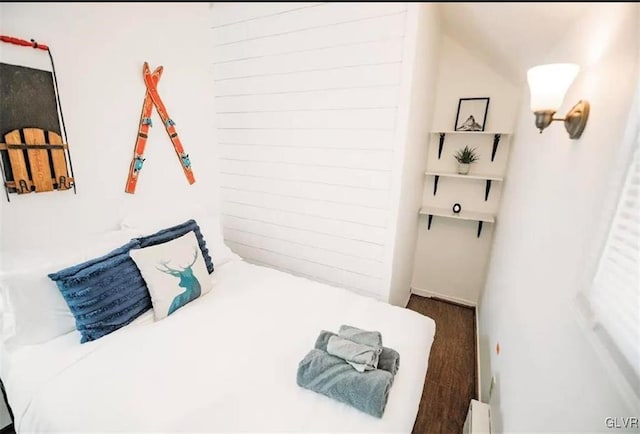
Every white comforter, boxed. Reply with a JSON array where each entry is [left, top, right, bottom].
[[3, 260, 435, 433]]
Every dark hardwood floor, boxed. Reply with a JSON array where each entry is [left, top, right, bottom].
[[408, 294, 477, 434]]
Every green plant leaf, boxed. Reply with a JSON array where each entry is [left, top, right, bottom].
[[454, 145, 479, 164]]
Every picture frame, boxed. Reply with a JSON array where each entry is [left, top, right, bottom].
[[454, 97, 490, 132]]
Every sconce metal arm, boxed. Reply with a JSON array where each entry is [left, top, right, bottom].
[[533, 100, 589, 139]]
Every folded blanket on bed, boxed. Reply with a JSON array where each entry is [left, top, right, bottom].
[[315, 330, 400, 376], [339, 324, 383, 348], [296, 349, 394, 418], [326, 335, 381, 373]]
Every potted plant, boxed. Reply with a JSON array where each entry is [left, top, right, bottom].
[[454, 146, 479, 175]]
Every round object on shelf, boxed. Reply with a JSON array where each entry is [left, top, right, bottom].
[[452, 203, 462, 214]]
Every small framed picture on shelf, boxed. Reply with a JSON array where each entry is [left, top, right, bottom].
[[454, 97, 490, 132]]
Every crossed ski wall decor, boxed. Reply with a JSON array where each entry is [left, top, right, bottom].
[[125, 62, 195, 194]]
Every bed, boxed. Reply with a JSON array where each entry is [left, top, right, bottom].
[[0, 223, 435, 433]]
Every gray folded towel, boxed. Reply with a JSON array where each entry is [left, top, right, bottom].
[[339, 325, 382, 348], [315, 330, 400, 376], [296, 348, 394, 418], [326, 335, 381, 372]]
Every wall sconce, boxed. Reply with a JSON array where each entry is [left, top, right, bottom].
[[527, 63, 590, 139]]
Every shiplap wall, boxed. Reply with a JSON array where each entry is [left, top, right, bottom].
[[211, 2, 409, 299]]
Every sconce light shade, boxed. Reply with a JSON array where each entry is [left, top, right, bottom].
[[527, 63, 579, 111], [527, 63, 589, 139]]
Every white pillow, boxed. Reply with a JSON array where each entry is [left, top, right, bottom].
[[121, 206, 240, 267], [0, 228, 140, 348], [130, 231, 212, 320], [0, 265, 75, 348]]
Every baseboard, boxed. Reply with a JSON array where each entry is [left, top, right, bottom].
[[410, 286, 477, 307], [476, 307, 482, 400]]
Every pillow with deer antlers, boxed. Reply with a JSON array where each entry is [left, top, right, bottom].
[[130, 231, 213, 320]]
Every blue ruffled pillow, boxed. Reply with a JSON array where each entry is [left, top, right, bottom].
[[48, 219, 214, 343], [48, 239, 152, 343], [134, 219, 214, 274]]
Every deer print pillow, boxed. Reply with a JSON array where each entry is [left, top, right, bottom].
[[130, 231, 212, 320]]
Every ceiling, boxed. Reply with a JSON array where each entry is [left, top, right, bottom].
[[439, 3, 593, 84]]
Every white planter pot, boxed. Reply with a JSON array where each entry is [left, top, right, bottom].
[[458, 163, 470, 175]]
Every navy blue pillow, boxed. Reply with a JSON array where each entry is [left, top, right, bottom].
[[48, 239, 152, 343], [134, 219, 214, 274]]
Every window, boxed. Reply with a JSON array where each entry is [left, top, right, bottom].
[[585, 125, 639, 395]]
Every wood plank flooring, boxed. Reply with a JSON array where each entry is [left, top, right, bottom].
[[407, 295, 477, 434]]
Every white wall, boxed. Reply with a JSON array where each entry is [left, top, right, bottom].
[[479, 3, 639, 432], [411, 35, 520, 304], [211, 2, 428, 301], [387, 4, 440, 307], [0, 3, 220, 270]]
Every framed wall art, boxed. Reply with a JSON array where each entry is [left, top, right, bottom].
[[454, 97, 490, 132]]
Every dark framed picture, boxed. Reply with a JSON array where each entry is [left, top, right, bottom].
[[454, 97, 490, 132]]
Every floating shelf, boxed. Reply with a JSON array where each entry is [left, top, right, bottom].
[[419, 206, 495, 238], [424, 171, 503, 182], [431, 131, 511, 161], [430, 131, 513, 135], [419, 206, 495, 223], [425, 171, 503, 201]]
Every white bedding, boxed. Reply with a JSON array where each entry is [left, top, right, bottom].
[[3, 259, 435, 433]]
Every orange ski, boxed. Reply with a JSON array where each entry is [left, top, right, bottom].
[[125, 62, 195, 194], [125, 65, 162, 194]]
